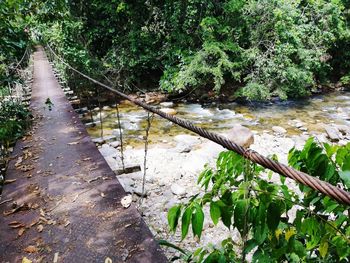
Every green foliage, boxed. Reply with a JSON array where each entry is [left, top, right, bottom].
[[165, 139, 350, 262], [20, 0, 350, 100], [0, 100, 31, 146]]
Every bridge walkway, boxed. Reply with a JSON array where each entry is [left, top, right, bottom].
[[0, 46, 166, 263]]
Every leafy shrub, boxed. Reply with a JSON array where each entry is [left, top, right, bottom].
[[0, 100, 31, 146], [165, 138, 350, 262]]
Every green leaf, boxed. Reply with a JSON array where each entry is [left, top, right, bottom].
[[234, 199, 249, 236], [267, 202, 281, 231], [158, 240, 188, 255], [181, 207, 192, 240], [339, 170, 350, 188], [319, 238, 329, 258], [168, 205, 181, 233], [210, 201, 221, 225], [192, 205, 204, 240]]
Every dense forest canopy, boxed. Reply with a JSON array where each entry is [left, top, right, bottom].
[[2, 0, 350, 101]]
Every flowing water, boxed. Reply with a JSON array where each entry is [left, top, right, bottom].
[[83, 91, 350, 147]]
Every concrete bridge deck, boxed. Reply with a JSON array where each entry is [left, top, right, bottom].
[[0, 47, 166, 263]]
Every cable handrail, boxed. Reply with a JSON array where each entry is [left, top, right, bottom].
[[13, 47, 29, 71], [46, 44, 350, 206]]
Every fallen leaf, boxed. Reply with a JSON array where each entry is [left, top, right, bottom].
[[24, 245, 37, 253], [4, 179, 16, 184], [121, 195, 132, 208], [67, 141, 79, 145], [29, 219, 38, 227], [64, 220, 70, 227], [9, 221, 21, 225], [15, 157, 23, 167], [19, 165, 34, 172], [9, 222, 25, 228], [22, 257, 32, 263], [3, 204, 25, 216], [87, 176, 101, 183], [37, 224, 44, 232], [18, 228, 25, 236], [53, 252, 59, 263]]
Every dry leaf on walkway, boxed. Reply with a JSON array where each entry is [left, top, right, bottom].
[[67, 141, 79, 145], [22, 257, 32, 263], [53, 252, 59, 263], [3, 204, 25, 216], [121, 195, 132, 208], [9, 222, 25, 228], [15, 157, 23, 167], [4, 179, 16, 184], [24, 245, 37, 253], [18, 228, 26, 237], [19, 165, 34, 172], [37, 225, 44, 232]]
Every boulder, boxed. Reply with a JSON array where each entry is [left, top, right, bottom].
[[160, 108, 177, 115], [272, 126, 287, 134], [324, 125, 341, 141], [226, 124, 254, 148]]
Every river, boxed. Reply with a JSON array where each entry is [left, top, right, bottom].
[[84, 91, 350, 147]]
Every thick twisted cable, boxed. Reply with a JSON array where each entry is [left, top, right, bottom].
[[46, 44, 350, 205]]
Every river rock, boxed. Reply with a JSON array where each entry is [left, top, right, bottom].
[[109, 141, 121, 148], [160, 101, 174, 107], [272, 126, 287, 134], [160, 108, 177, 115], [335, 124, 350, 135], [225, 124, 254, 148], [92, 137, 105, 145], [324, 125, 341, 141], [176, 143, 192, 153], [102, 106, 112, 111], [171, 183, 186, 196]]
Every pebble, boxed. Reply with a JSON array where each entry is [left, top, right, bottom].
[[272, 126, 287, 134]]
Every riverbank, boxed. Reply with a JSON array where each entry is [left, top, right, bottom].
[[79, 90, 350, 258]]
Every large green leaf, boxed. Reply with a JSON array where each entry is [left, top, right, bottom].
[[192, 205, 204, 240], [181, 206, 192, 240], [168, 205, 181, 233], [210, 201, 221, 225], [266, 202, 281, 231], [234, 199, 249, 236], [339, 170, 350, 188]]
